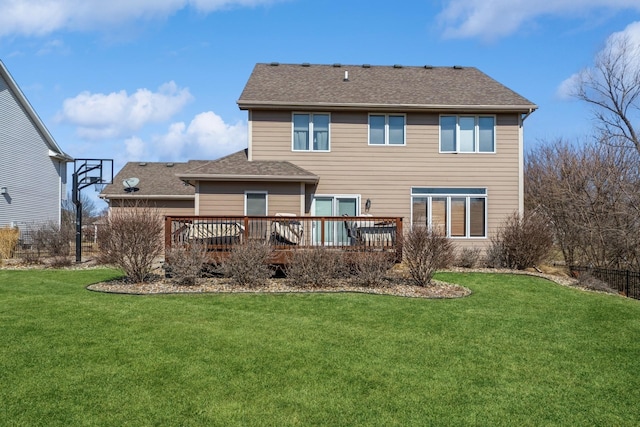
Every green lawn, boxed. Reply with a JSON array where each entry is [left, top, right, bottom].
[[1, 269, 639, 426]]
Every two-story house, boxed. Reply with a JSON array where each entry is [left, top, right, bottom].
[[103, 63, 536, 250], [0, 60, 72, 229]]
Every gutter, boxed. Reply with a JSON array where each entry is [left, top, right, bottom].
[[238, 100, 539, 113], [521, 108, 536, 122], [178, 173, 319, 183]]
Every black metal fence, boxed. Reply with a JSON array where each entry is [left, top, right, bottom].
[[570, 266, 640, 300], [5, 224, 100, 260]]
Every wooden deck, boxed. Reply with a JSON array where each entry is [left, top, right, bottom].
[[165, 215, 403, 264]]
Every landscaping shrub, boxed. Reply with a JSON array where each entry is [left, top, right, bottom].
[[29, 220, 73, 257], [98, 205, 164, 283], [455, 247, 482, 268], [489, 211, 553, 270], [348, 250, 394, 287], [0, 226, 19, 261], [403, 227, 454, 287], [285, 247, 346, 287], [221, 240, 274, 287], [164, 243, 209, 285], [576, 272, 618, 294]]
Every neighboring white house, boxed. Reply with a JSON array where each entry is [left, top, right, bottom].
[[0, 60, 72, 228]]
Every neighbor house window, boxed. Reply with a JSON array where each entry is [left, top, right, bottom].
[[440, 115, 495, 153], [245, 192, 267, 216], [369, 114, 405, 145], [293, 113, 330, 151], [411, 188, 487, 238]]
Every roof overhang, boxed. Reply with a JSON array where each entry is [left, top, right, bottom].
[[99, 194, 195, 200], [179, 173, 319, 184], [237, 100, 539, 114]]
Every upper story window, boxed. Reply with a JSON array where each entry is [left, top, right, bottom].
[[293, 113, 330, 151], [369, 114, 405, 145], [440, 115, 495, 153]]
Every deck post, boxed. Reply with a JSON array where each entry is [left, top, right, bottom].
[[164, 216, 172, 250], [396, 217, 403, 262]]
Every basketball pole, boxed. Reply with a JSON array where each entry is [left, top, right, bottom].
[[72, 159, 113, 263]]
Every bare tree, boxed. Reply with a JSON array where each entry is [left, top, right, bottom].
[[572, 35, 640, 154], [525, 139, 640, 269]]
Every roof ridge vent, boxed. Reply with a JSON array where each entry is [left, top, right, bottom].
[[332, 63, 341, 67], [270, 62, 279, 66], [453, 65, 463, 69], [301, 62, 310, 67], [393, 64, 403, 68], [138, 162, 147, 166], [424, 65, 433, 69], [362, 64, 371, 68], [166, 163, 174, 167]]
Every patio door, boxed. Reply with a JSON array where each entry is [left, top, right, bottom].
[[312, 196, 357, 245]]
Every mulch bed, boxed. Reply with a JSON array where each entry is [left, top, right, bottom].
[[87, 274, 472, 299]]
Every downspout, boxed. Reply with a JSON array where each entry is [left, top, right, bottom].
[[518, 108, 535, 215]]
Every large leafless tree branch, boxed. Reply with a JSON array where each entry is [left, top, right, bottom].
[[572, 35, 640, 154]]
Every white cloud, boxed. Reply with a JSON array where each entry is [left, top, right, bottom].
[[0, 0, 283, 37], [59, 81, 193, 139], [153, 111, 248, 160], [124, 136, 147, 160], [438, 0, 640, 40], [118, 112, 246, 163]]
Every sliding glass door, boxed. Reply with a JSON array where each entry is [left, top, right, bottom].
[[312, 196, 358, 245]]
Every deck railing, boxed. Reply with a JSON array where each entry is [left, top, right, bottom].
[[165, 215, 403, 263]]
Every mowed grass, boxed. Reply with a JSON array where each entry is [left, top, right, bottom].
[[1, 269, 639, 426]]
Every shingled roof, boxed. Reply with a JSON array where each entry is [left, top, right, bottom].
[[100, 161, 201, 199], [178, 149, 318, 183], [238, 63, 537, 112]]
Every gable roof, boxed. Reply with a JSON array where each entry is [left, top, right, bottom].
[[238, 63, 537, 113], [178, 149, 318, 183], [0, 60, 72, 162], [100, 161, 201, 200]]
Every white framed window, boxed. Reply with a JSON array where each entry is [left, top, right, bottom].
[[292, 113, 330, 151], [245, 191, 267, 216], [369, 114, 405, 145], [411, 187, 487, 238], [440, 115, 495, 153]]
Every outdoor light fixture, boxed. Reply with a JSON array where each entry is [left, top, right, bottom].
[[365, 198, 371, 212], [0, 187, 7, 194]]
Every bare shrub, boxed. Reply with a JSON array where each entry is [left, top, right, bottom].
[[21, 250, 43, 265], [348, 250, 394, 287], [403, 227, 454, 287], [0, 226, 19, 260], [221, 241, 274, 287], [285, 247, 346, 287], [30, 220, 73, 257], [98, 205, 164, 283], [490, 211, 553, 270], [164, 243, 209, 286], [577, 273, 618, 294], [50, 256, 73, 268], [455, 247, 481, 268]]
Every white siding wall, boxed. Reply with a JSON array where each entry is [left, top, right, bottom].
[[0, 74, 64, 228]]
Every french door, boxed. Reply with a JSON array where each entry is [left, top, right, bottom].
[[312, 196, 358, 245]]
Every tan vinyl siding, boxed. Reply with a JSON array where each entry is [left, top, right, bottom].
[[110, 199, 194, 217], [199, 181, 302, 216], [249, 109, 522, 248]]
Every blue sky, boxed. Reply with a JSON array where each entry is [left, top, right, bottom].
[[1, 0, 640, 206]]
